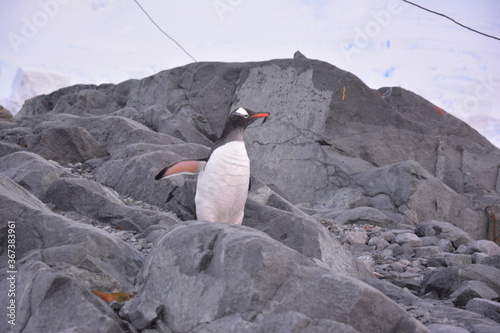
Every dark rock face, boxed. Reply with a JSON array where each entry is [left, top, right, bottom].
[[14, 59, 500, 240], [2, 57, 500, 332]]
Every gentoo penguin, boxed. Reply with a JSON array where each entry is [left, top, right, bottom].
[[155, 107, 269, 224]]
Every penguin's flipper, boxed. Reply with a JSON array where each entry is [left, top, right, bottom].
[[155, 159, 207, 180]]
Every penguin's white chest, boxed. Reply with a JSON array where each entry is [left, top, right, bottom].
[[195, 141, 250, 224]]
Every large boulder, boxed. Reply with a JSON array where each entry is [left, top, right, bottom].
[[60, 115, 184, 152], [244, 200, 370, 277], [351, 160, 483, 237], [121, 221, 427, 333], [43, 177, 179, 232], [415, 220, 475, 249], [2, 261, 129, 333], [0, 151, 72, 198], [0, 174, 143, 333], [0, 174, 143, 292], [421, 264, 500, 298], [27, 126, 108, 164]]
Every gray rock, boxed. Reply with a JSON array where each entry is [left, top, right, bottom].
[[121, 221, 428, 333], [43, 177, 179, 231], [0, 174, 142, 291], [61, 114, 184, 152], [472, 252, 490, 264], [0, 140, 23, 157], [363, 278, 500, 333], [396, 232, 423, 247], [437, 238, 454, 252], [0, 121, 16, 133], [457, 244, 469, 254], [426, 324, 470, 333], [381, 231, 396, 243], [427, 254, 472, 267], [109, 106, 141, 119], [294, 50, 308, 59], [392, 272, 425, 292], [420, 236, 438, 246], [136, 225, 172, 245], [361, 278, 423, 306], [355, 252, 375, 272], [3, 261, 129, 333], [142, 104, 214, 147], [421, 264, 500, 298], [0, 151, 72, 198], [235, 62, 494, 239], [368, 236, 391, 250], [28, 126, 108, 164], [0, 104, 14, 119], [75, 88, 121, 115], [244, 200, 370, 278], [94, 145, 208, 215], [465, 298, 500, 324], [0, 125, 32, 147], [476, 255, 500, 269], [378, 248, 395, 260], [421, 267, 463, 299], [415, 220, 475, 248], [314, 187, 371, 210], [0, 174, 144, 333], [192, 312, 362, 333], [422, 305, 500, 333], [351, 161, 484, 238], [345, 230, 368, 245], [248, 177, 311, 217], [459, 265, 500, 295], [415, 246, 443, 258], [451, 281, 500, 307], [393, 243, 417, 258], [320, 206, 396, 227], [466, 240, 500, 256]]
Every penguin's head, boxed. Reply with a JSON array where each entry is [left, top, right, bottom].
[[213, 107, 270, 148], [226, 107, 270, 131]]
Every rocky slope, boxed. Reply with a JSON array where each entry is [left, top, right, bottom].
[[1, 55, 500, 333]]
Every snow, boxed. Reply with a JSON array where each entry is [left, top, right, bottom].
[[0, 0, 499, 147], [5, 68, 71, 112]]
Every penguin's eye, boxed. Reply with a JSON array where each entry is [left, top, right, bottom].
[[243, 114, 249, 119]]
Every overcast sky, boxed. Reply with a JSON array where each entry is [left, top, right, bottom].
[[1, 0, 499, 147]]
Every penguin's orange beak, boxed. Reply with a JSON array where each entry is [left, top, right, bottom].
[[250, 112, 270, 118]]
